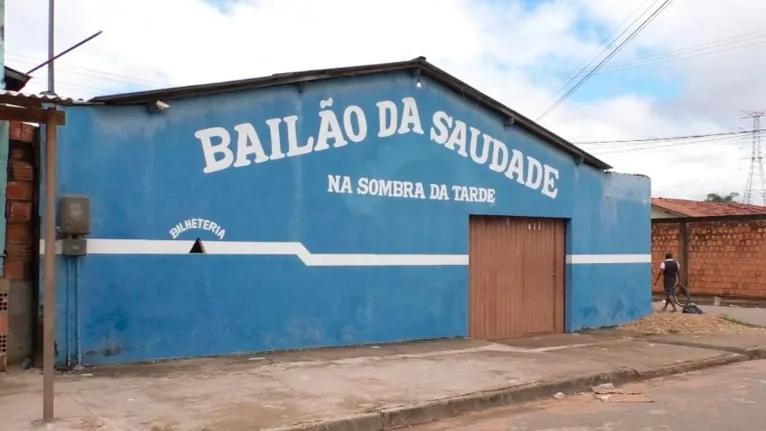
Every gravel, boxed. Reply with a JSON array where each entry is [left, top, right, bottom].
[[621, 311, 766, 335]]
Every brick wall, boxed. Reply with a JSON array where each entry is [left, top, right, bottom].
[[6, 121, 36, 280], [2, 122, 38, 364], [651, 218, 766, 298], [650, 223, 680, 294]]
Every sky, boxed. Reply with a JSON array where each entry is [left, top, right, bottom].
[[6, 0, 766, 202]]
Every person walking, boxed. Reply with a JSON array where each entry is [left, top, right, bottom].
[[655, 252, 680, 312]]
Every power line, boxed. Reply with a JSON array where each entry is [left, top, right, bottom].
[[7, 53, 167, 88], [9, 24, 766, 101], [12, 27, 766, 97], [590, 135, 744, 154], [540, 0, 655, 107], [589, 30, 766, 74], [12, 24, 766, 99], [536, 0, 676, 122], [501, 29, 766, 90], [574, 129, 766, 145], [536, 0, 674, 121], [664, 154, 751, 166]]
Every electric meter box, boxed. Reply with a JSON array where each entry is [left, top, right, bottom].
[[62, 238, 87, 256], [60, 195, 91, 235]]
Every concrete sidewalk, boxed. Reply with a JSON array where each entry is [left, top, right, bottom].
[[702, 305, 766, 327], [1, 333, 765, 431]]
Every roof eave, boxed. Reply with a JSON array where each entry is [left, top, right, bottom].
[[4, 66, 32, 92], [652, 213, 766, 223], [89, 57, 425, 105], [87, 57, 612, 170], [413, 62, 612, 170], [650, 203, 690, 217]]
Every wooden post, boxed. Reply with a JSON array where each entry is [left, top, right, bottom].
[[679, 221, 689, 286], [42, 108, 58, 422]]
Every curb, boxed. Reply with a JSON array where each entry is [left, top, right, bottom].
[[643, 338, 766, 360], [745, 347, 766, 359], [636, 352, 748, 380], [263, 352, 748, 431]]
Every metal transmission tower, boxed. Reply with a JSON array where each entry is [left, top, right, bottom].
[[742, 109, 766, 205]]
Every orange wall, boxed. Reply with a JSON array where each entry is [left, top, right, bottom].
[[652, 219, 766, 298]]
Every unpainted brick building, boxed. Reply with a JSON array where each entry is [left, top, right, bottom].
[[651, 198, 766, 298], [1, 121, 39, 365], [1, 66, 41, 367]]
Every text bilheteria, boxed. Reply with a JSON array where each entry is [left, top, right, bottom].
[[169, 218, 226, 240]]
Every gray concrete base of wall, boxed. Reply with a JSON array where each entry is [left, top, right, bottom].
[[652, 293, 766, 308], [2, 278, 34, 364]]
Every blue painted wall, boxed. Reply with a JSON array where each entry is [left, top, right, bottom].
[[567, 172, 652, 330], [42, 71, 651, 366]]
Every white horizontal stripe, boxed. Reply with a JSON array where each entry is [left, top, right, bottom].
[[40, 239, 468, 266], [40, 239, 650, 266], [566, 254, 652, 264]]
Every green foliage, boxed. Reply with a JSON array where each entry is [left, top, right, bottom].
[[705, 192, 739, 202]]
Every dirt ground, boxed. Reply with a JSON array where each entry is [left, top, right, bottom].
[[621, 310, 766, 335]]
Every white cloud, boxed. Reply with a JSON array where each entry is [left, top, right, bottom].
[[6, 0, 766, 202]]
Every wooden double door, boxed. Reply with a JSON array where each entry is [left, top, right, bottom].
[[468, 216, 566, 340]]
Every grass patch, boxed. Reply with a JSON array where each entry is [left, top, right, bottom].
[[721, 314, 764, 328]]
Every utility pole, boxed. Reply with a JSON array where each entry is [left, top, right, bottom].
[[742, 109, 766, 206], [47, 0, 55, 94], [41, 0, 55, 422]]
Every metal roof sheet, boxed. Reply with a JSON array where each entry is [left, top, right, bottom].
[[0, 90, 85, 107]]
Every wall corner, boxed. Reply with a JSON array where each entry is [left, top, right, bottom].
[[0, 0, 7, 277]]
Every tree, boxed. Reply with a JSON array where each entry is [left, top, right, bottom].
[[705, 192, 739, 202]]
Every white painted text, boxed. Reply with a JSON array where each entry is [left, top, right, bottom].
[[169, 218, 226, 240], [195, 96, 560, 199], [327, 175, 496, 204]]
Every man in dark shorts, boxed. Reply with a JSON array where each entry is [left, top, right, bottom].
[[654, 252, 680, 312]]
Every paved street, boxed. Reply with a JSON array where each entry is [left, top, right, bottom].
[[410, 360, 766, 431]]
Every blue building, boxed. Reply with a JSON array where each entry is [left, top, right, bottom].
[[46, 57, 651, 367]]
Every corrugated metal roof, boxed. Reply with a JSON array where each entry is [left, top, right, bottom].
[[0, 90, 84, 106], [652, 197, 766, 217], [89, 56, 612, 170]]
